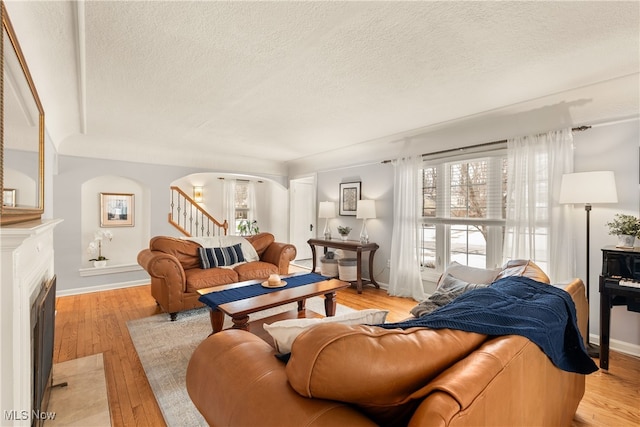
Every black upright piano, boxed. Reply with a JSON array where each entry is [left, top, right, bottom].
[[599, 246, 640, 370]]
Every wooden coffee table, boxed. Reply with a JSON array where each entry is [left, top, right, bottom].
[[197, 276, 350, 337]]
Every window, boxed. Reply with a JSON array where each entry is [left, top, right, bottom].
[[419, 153, 507, 281], [234, 180, 249, 231]]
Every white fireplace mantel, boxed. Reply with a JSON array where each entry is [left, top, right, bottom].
[[0, 219, 62, 426]]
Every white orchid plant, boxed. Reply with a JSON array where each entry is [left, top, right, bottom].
[[88, 230, 113, 261]]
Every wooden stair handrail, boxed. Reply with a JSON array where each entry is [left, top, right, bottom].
[[169, 186, 229, 237]]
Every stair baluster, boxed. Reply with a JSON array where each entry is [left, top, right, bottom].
[[167, 186, 228, 237]]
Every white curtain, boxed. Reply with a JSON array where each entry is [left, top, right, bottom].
[[222, 179, 236, 235], [388, 156, 425, 301], [247, 181, 257, 224], [503, 128, 574, 282]]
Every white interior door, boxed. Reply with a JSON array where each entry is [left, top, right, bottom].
[[290, 177, 315, 260]]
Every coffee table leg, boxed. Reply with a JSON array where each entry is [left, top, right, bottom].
[[209, 309, 225, 334], [324, 292, 337, 316], [231, 315, 250, 330], [297, 299, 306, 312]]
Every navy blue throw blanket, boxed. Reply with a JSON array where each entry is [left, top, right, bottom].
[[376, 276, 598, 374], [198, 273, 328, 309]]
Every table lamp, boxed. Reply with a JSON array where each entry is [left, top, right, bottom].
[[318, 201, 336, 239], [356, 200, 376, 244]]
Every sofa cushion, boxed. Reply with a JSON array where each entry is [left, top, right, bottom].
[[187, 236, 260, 263], [218, 235, 260, 262], [438, 273, 490, 293], [412, 261, 549, 317], [245, 232, 275, 257], [198, 244, 245, 268], [286, 323, 487, 426], [437, 261, 501, 288], [234, 261, 278, 281], [497, 259, 550, 284], [263, 309, 389, 353], [150, 236, 202, 270], [185, 267, 239, 293]]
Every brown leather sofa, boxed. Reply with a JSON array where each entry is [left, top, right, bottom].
[[137, 233, 296, 320], [186, 262, 590, 426]]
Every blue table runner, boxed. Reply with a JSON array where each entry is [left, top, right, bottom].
[[198, 273, 328, 309]]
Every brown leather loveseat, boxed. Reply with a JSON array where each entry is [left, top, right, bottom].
[[186, 261, 592, 426], [137, 233, 296, 320]]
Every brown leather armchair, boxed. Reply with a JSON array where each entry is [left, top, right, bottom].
[[137, 233, 296, 320]]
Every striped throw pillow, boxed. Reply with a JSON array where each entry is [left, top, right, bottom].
[[198, 244, 246, 269]]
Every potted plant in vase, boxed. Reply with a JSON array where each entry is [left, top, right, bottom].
[[88, 230, 113, 267], [337, 226, 352, 241], [237, 220, 259, 236], [606, 214, 640, 248]]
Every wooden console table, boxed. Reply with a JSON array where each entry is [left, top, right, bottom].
[[307, 238, 380, 294], [599, 246, 640, 370]]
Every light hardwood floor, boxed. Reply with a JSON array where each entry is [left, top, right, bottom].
[[54, 281, 640, 427]]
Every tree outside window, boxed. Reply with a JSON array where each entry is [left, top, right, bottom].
[[419, 154, 507, 278]]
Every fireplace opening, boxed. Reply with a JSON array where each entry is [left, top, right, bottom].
[[31, 275, 56, 427]]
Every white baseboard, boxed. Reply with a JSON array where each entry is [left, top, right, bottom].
[[590, 333, 640, 359], [56, 279, 149, 297]]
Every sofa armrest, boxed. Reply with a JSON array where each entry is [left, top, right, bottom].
[[554, 278, 588, 344], [409, 334, 584, 427], [137, 249, 187, 292], [260, 242, 297, 275], [186, 330, 376, 427]]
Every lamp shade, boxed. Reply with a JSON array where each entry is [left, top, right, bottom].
[[356, 200, 377, 219], [318, 201, 336, 218], [559, 171, 618, 204]]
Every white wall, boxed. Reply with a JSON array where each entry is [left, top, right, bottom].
[[316, 163, 394, 284], [570, 119, 639, 352], [288, 74, 639, 177]]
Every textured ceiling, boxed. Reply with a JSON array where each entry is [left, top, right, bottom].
[[4, 1, 639, 172]]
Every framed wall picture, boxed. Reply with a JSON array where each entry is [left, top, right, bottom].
[[3, 189, 16, 207], [100, 193, 134, 227], [339, 182, 361, 216]]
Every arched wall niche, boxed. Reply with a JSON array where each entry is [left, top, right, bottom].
[[80, 175, 148, 267]]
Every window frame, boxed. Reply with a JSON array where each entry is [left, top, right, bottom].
[[419, 149, 507, 282]]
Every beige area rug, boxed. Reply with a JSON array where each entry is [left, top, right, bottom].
[[128, 297, 354, 427]]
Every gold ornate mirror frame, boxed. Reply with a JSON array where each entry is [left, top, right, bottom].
[[1, 1, 45, 225]]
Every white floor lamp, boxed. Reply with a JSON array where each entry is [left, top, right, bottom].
[[559, 171, 618, 358]]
